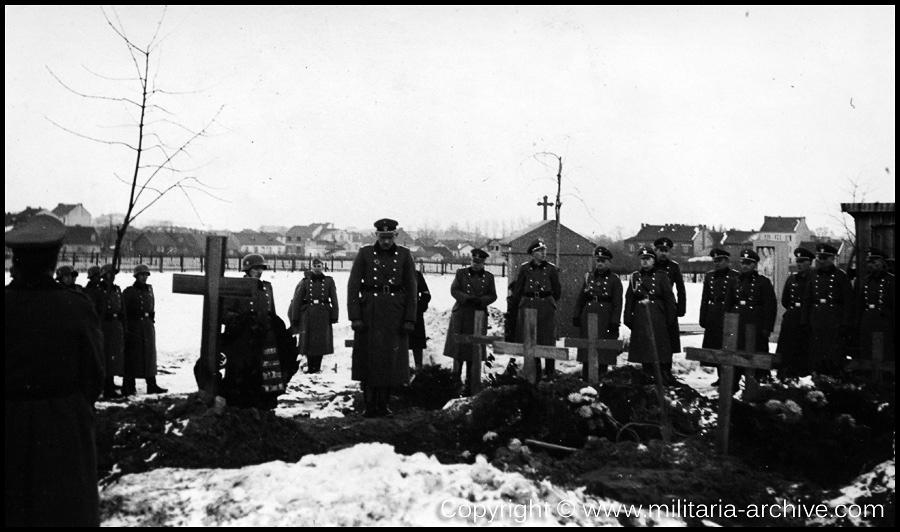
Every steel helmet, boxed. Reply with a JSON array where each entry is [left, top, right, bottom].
[[241, 253, 268, 272], [134, 264, 151, 276]]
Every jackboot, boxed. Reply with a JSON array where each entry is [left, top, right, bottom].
[[375, 388, 393, 417], [146, 377, 168, 394], [361, 384, 378, 418], [103, 376, 122, 399], [121, 377, 137, 397]]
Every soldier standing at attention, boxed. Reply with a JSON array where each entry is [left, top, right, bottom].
[[55, 264, 82, 292], [725, 249, 778, 384], [288, 258, 339, 374], [572, 245, 623, 379], [653, 237, 686, 381], [624, 246, 678, 384], [443, 249, 497, 391], [89, 263, 126, 399], [122, 264, 167, 395], [5, 216, 104, 526], [699, 248, 739, 385], [856, 247, 894, 366], [776, 248, 815, 378], [409, 268, 432, 371], [509, 239, 562, 379], [803, 243, 853, 374], [348, 218, 417, 417]]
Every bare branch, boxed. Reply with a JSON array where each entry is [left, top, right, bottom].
[[45, 117, 137, 150], [46, 67, 142, 107]]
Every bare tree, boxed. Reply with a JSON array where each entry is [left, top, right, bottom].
[[47, 6, 224, 269]]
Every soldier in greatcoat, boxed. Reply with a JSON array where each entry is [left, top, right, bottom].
[[443, 249, 497, 388], [88, 263, 126, 399], [509, 239, 562, 379], [776, 248, 815, 377], [724, 249, 778, 383], [802, 243, 853, 373], [654, 238, 686, 355], [624, 246, 678, 383], [409, 269, 432, 371], [699, 248, 739, 385], [572, 245, 623, 379], [288, 258, 339, 374], [348, 218, 417, 417], [220, 253, 294, 409], [856, 247, 895, 365], [122, 264, 166, 395], [5, 216, 104, 527]]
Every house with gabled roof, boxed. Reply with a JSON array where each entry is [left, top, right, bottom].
[[718, 229, 758, 259], [61, 226, 101, 255], [232, 230, 285, 256], [6, 206, 57, 230], [133, 231, 178, 256], [623, 223, 713, 258], [757, 216, 814, 246], [51, 203, 91, 226]]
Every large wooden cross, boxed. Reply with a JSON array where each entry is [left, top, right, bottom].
[[446, 310, 502, 394], [685, 312, 781, 455], [172, 236, 259, 399], [449, 308, 569, 385], [563, 313, 625, 384]]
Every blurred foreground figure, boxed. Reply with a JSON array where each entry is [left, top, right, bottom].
[[5, 216, 104, 526]]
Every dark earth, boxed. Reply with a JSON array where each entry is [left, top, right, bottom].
[[96, 364, 894, 527]]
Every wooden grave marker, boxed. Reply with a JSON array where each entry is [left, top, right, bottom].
[[447, 310, 496, 394], [685, 312, 781, 455], [563, 313, 625, 384], [172, 236, 259, 399]]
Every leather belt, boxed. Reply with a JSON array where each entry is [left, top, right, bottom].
[[738, 300, 758, 307], [524, 291, 553, 298], [363, 285, 403, 294], [589, 295, 613, 302]]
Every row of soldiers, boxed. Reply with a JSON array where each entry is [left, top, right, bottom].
[[53, 262, 165, 398]]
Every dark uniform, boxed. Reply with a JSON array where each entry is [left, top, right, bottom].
[[725, 250, 778, 354], [348, 218, 417, 416], [288, 263, 339, 374], [510, 239, 562, 378], [572, 246, 623, 379], [624, 247, 678, 380], [776, 248, 815, 376], [220, 254, 293, 409], [443, 249, 497, 384], [55, 264, 82, 293], [857, 248, 895, 363], [409, 270, 432, 369], [699, 249, 739, 349], [654, 237, 686, 354], [803, 243, 853, 372], [5, 216, 104, 527], [122, 264, 164, 394], [88, 263, 126, 398]]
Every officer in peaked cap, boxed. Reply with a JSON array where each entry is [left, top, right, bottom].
[[5, 216, 104, 526], [348, 217, 417, 416], [444, 248, 497, 391], [776, 247, 816, 377], [700, 248, 739, 384], [571, 244, 622, 380], [725, 249, 777, 385], [654, 237, 686, 373], [509, 236, 561, 379], [858, 247, 894, 367], [625, 243, 677, 384], [805, 241, 853, 373]]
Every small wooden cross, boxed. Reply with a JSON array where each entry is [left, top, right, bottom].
[[447, 310, 504, 394], [846, 332, 895, 382], [563, 313, 625, 384], [172, 236, 259, 399], [685, 312, 781, 455], [537, 195, 555, 221]]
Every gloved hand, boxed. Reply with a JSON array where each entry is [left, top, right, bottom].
[[351, 320, 365, 332], [607, 325, 620, 338], [572, 316, 581, 328], [678, 310, 686, 318], [401, 321, 415, 334]]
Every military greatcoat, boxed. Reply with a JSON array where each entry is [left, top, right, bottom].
[[724, 271, 778, 353], [87, 279, 126, 377], [410, 270, 432, 350], [655, 257, 686, 352], [510, 260, 561, 345], [5, 277, 104, 526], [699, 267, 738, 350], [288, 272, 339, 357], [347, 242, 417, 387], [624, 267, 677, 364], [776, 269, 813, 373], [803, 264, 853, 365], [122, 281, 157, 379], [443, 265, 498, 361], [857, 270, 895, 361], [572, 268, 623, 364]]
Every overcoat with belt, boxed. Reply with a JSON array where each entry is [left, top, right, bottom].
[[510, 260, 561, 345], [443, 265, 497, 361], [699, 267, 738, 350], [624, 268, 676, 364], [572, 268, 623, 364], [288, 272, 339, 357], [347, 242, 417, 387], [724, 270, 778, 353], [87, 279, 126, 377], [802, 264, 853, 364], [122, 281, 157, 378], [776, 269, 812, 372]]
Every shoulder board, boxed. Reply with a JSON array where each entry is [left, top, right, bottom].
[[545, 261, 557, 268]]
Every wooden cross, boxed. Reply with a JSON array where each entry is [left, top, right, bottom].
[[537, 195, 554, 221], [172, 236, 259, 399], [685, 312, 781, 455], [563, 313, 625, 384], [846, 332, 895, 382], [446, 310, 503, 394], [449, 308, 569, 384]]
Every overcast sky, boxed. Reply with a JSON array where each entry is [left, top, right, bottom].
[[5, 6, 895, 239]]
